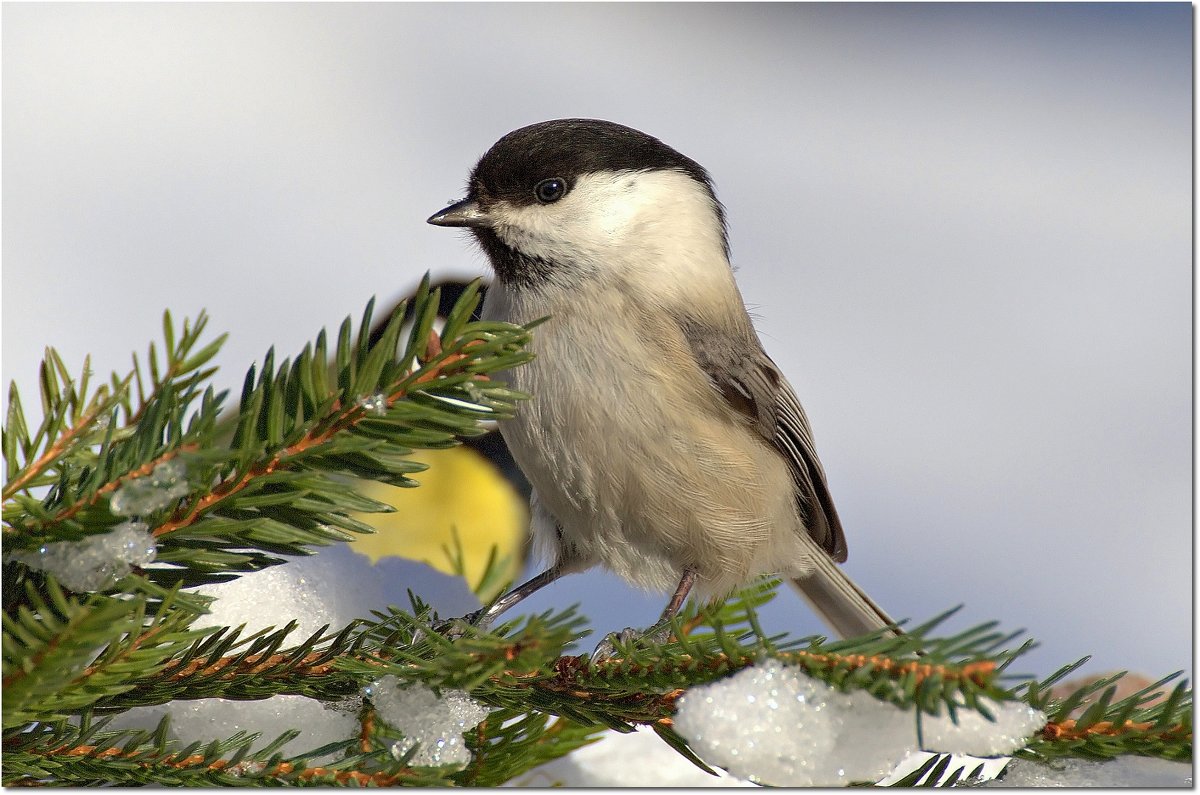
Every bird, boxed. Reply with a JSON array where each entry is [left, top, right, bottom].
[[427, 118, 896, 653]]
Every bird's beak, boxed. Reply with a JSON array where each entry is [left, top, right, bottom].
[[427, 198, 490, 228]]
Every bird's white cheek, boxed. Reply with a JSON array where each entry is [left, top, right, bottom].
[[484, 169, 727, 284], [491, 201, 617, 266]]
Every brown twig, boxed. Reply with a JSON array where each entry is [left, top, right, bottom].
[[152, 342, 478, 539], [157, 648, 347, 682], [24, 743, 412, 785], [36, 445, 199, 529], [3, 403, 109, 501], [125, 640, 997, 725], [1042, 718, 1191, 743], [358, 708, 376, 754]]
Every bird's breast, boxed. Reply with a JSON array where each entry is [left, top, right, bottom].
[[482, 280, 803, 594]]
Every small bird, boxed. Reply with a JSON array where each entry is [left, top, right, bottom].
[[428, 118, 895, 651]]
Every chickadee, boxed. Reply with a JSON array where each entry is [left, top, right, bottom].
[[428, 118, 895, 650]]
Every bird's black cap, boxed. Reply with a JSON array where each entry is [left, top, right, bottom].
[[466, 118, 718, 207], [428, 119, 728, 286]]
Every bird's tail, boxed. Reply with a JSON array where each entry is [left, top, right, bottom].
[[789, 552, 899, 639]]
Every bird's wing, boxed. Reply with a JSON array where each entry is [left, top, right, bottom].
[[683, 323, 847, 561]]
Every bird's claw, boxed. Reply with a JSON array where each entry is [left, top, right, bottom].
[[425, 608, 487, 643], [592, 627, 641, 662], [591, 621, 678, 662]]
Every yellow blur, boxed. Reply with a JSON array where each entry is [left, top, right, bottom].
[[347, 445, 527, 600]]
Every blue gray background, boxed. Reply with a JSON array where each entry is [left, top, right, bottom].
[[4, 3, 1191, 679]]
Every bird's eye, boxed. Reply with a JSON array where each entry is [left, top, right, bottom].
[[533, 178, 567, 204]]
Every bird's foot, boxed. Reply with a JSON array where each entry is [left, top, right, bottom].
[[591, 622, 674, 663], [425, 608, 489, 643], [591, 627, 638, 662]]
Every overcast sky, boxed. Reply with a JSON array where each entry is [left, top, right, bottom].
[[3, 3, 1191, 680]]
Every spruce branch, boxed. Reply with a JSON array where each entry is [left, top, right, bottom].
[[54, 573, 1191, 768], [3, 276, 533, 599], [454, 708, 603, 786], [3, 279, 1190, 786], [3, 311, 223, 518], [2, 713, 442, 787], [3, 576, 1191, 784], [1016, 666, 1191, 762], [884, 753, 996, 787], [2, 578, 213, 729], [886, 667, 1193, 788]]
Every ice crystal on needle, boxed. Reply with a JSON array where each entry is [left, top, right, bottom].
[[7, 521, 157, 592], [110, 458, 189, 516], [358, 392, 388, 416]]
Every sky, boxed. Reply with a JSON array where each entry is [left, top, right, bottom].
[[3, 3, 1192, 681]]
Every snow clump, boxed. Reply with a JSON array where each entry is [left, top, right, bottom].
[[365, 674, 491, 768], [673, 657, 1046, 787]]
